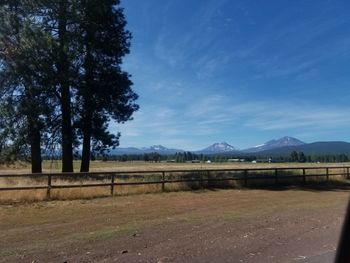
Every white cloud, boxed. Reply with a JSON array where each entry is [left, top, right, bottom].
[[118, 0, 350, 149], [114, 91, 350, 149]]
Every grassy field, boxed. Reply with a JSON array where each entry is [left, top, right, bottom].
[[1, 160, 350, 173], [1, 188, 349, 262], [0, 161, 349, 203], [1, 161, 350, 202]]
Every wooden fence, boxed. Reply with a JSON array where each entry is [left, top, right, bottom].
[[1, 166, 350, 199]]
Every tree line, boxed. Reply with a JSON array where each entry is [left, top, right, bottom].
[[0, 1, 138, 173], [94, 151, 350, 163]]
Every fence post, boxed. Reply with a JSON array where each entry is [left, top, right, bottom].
[[347, 168, 349, 180], [200, 171, 204, 189], [207, 170, 210, 188], [303, 168, 306, 183], [47, 174, 52, 199], [244, 170, 248, 187], [162, 172, 165, 192], [110, 174, 115, 196], [326, 168, 329, 182], [275, 169, 278, 184]]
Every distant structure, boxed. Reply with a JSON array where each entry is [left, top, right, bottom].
[[228, 159, 246, 162]]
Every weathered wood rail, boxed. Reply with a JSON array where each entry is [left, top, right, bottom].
[[1, 166, 349, 199]]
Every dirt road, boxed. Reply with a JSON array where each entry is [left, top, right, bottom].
[[1, 187, 348, 262]]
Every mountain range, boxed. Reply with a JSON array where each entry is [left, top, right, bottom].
[[242, 136, 305, 153], [110, 136, 350, 156], [196, 142, 238, 154], [110, 145, 183, 155], [255, 141, 350, 156]]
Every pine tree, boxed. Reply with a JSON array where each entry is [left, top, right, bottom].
[[290, 151, 298, 162], [56, 0, 75, 172], [76, 0, 138, 172], [298, 152, 306, 163], [0, 1, 57, 172], [0, 0, 138, 173], [1, 1, 79, 172]]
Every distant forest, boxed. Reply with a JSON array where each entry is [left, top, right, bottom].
[[86, 151, 350, 163]]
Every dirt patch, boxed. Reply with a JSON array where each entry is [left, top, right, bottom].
[[0, 188, 349, 262]]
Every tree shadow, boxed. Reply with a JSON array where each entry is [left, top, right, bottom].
[[178, 170, 350, 193], [246, 180, 350, 192]]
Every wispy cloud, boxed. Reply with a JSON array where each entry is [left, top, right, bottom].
[[119, 0, 350, 149], [115, 90, 350, 149]]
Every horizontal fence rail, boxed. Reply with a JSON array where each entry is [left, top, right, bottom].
[[1, 166, 350, 199]]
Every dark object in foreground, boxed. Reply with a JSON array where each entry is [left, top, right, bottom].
[[335, 196, 350, 262]]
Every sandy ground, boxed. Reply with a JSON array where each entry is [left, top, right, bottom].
[[0, 187, 349, 262]]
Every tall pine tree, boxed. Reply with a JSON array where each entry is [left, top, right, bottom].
[[0, 1, 57, 172], [77, 0, 138, 172], [0, 0, 138, 173]]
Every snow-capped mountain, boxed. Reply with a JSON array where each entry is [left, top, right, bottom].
[[142, 145, 168, 151], [93, 137, 350, 156], [254, 141, 350, 156], [243, 136, 305, 153], [110, 145, 184, 155], [198, 142, 237, 154]]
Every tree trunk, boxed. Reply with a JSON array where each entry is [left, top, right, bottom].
[[28, 115, 42, 173], [80, 7, 94, 173], [58, 0, 73, 172], [80, 112, 92, 172]]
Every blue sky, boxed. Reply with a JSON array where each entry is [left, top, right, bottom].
[[112, 0, 350, 150]]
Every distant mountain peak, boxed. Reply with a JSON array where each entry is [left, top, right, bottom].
[[266, 136, 305, 146], [200, 142, 237, 153], [253, 143, 266, 148], [245, 136, 305, 153], [111, 145, 184, 155], [148, 145, 167, 151]]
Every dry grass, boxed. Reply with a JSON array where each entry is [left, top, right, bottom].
[[0, 161, 350, 203], [1, 160, 350, 173]]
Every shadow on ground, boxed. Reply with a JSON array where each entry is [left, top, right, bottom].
[[191, 180, 350, 193]]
